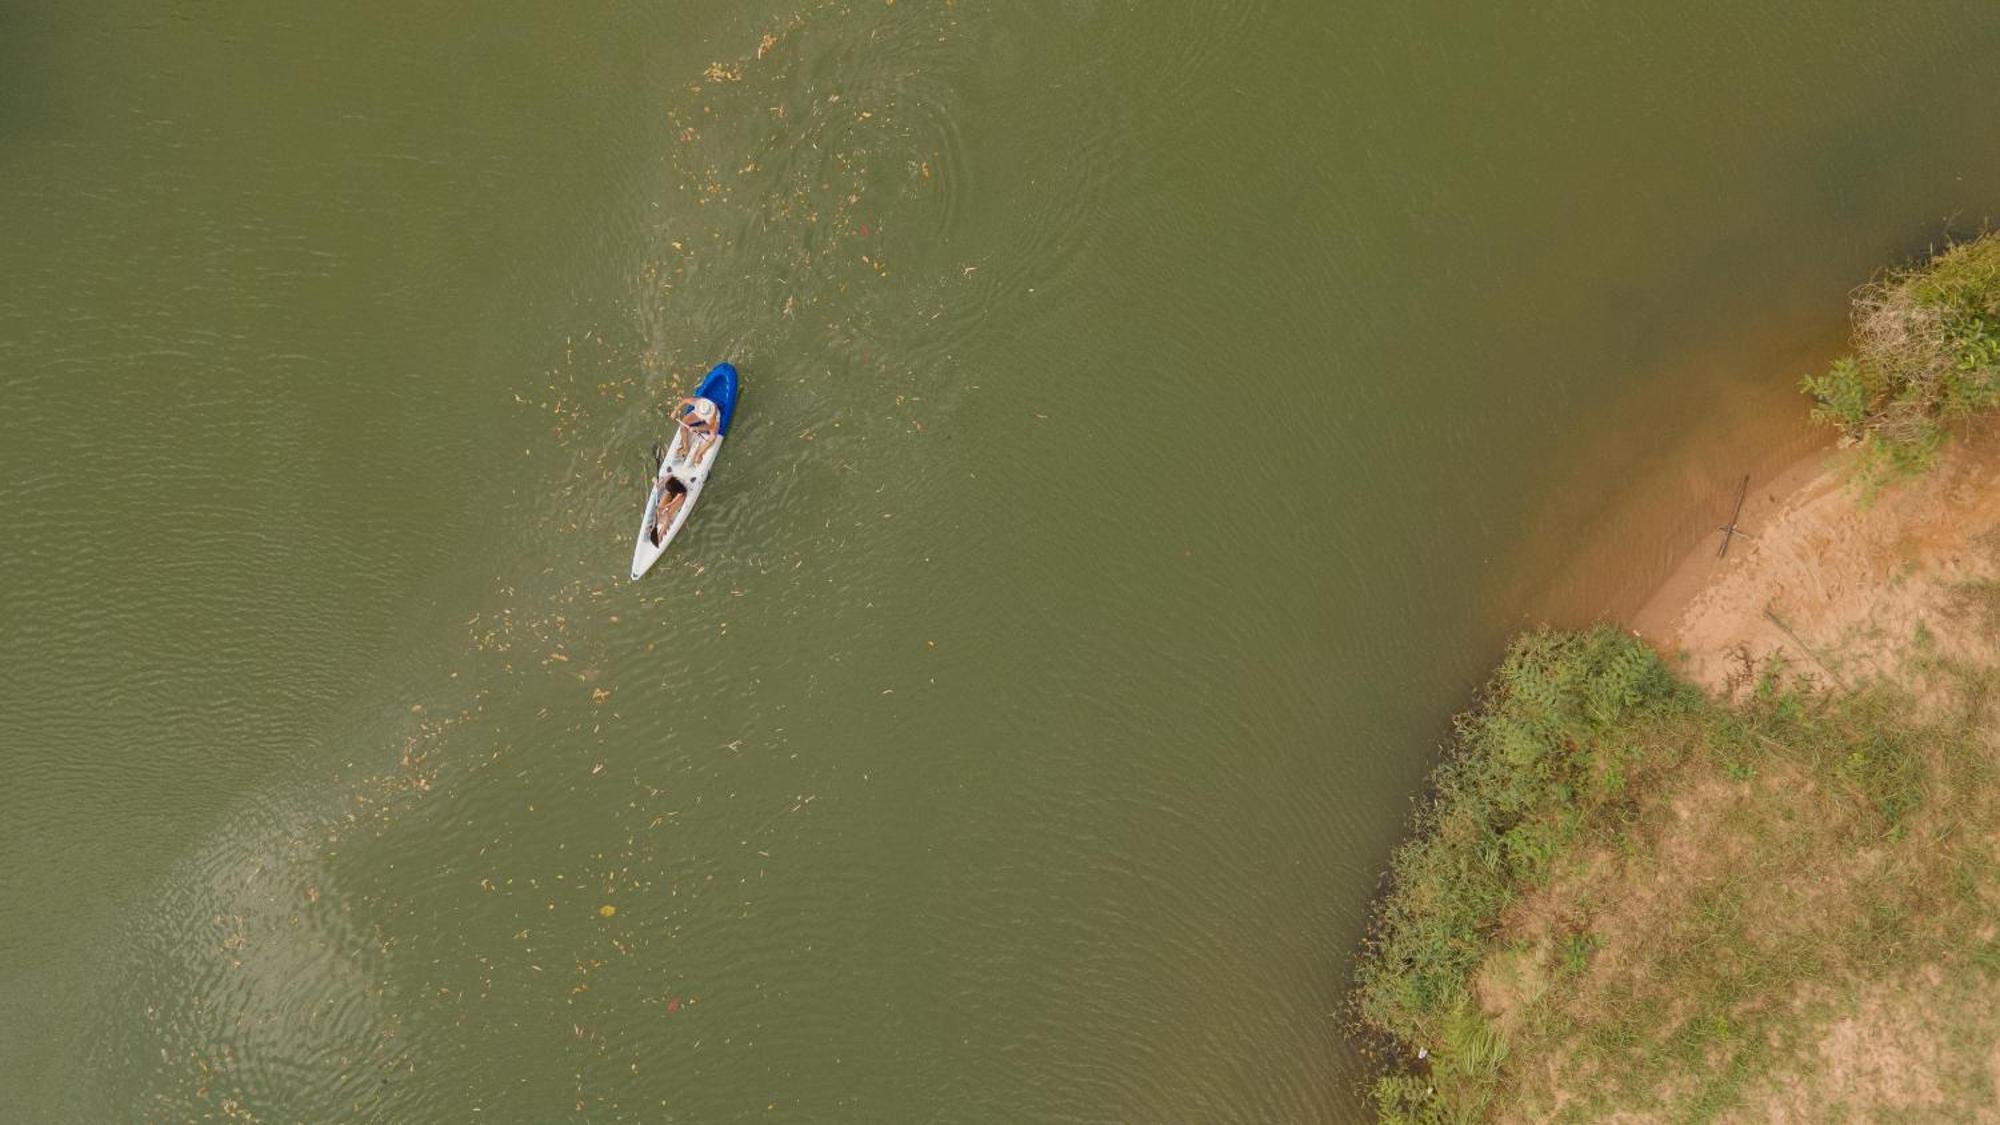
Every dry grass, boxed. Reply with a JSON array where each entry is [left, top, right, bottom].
[[1351, 628, 2000, 1122], [1802, 233, 2000, 486], [1355, 240, 2000, 1122]]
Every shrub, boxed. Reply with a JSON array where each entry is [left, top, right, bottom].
[[1802, 233, 2000, 485]]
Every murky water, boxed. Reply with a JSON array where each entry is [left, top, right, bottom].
[[5, 2, 2000, 1119]]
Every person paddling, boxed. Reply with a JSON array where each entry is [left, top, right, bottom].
[[669, 396, 720, 464]]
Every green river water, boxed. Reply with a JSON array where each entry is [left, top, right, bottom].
[[4, 3, 2000, 1120]]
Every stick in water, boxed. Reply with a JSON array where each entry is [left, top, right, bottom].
[[1717, 474, 1750, 558]]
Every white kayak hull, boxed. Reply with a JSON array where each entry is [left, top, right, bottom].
[[630, 432, 724, 580]]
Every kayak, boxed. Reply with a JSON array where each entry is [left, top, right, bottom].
[[630, 363, 740, 580]]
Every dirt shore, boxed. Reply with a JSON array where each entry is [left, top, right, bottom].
[[1634, 425, 2000, 695], [1353, 423, 2000, 1120]]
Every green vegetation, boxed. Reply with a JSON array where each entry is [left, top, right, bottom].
[[1352, 238, 2000, 1120], [1351, 628, 2000, 1121], [1801, 232, 2000, 487]]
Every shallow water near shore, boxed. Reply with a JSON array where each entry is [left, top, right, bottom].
[[4, 2, 2000, 1119]]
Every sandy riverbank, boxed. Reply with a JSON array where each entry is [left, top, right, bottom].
[[1353, 234, 2000, 1121], [1352, 427, 2000, 1120], [1635, 423, 2000, 695]]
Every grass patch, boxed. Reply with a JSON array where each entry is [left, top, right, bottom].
[[1801, 232, 2000, 490], [1949, 576, 2000, 636], [1350, 628, 2000, 1121]]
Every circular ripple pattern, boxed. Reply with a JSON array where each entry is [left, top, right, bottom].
[[9, 2, 2000, 1123]]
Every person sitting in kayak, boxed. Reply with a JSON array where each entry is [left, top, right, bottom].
[[650, 477, 689, 546], [670, 396, 720, 464]]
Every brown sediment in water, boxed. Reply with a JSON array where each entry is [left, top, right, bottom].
[[1358, 261, 2000, 1117], [1493, 313, 1834, 634], [1491, 291, 2000, 688]]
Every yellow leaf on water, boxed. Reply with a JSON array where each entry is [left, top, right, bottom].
[[599, 904, 617, 918]]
